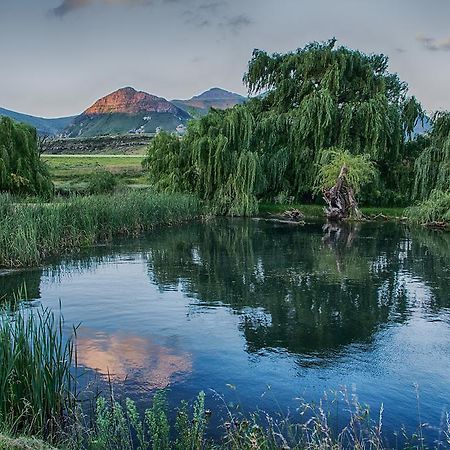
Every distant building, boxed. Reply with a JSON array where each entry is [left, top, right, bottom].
[[176, 124, 187, 135]]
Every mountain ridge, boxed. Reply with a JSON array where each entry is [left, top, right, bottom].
[[172, 87, 246, 116], [0, 87, 247, 137], [0, 107, 75, 136]]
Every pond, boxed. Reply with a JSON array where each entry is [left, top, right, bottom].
[[1, 219, 450, 444]]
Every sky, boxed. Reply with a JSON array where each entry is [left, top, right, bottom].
[[0, 0, 449, 117]]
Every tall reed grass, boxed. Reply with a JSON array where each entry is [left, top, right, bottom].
[[406, 190, 450, 226], [0, 191, 201, 268], [0, 305, 77, 439]]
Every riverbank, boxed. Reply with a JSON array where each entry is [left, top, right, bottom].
[[0, 191, 201, 268], [259, 202, 408, 220], [2, 193, 448, 270]]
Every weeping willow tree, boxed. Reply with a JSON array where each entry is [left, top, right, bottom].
[[0, 117, 53, 197], [145, 40, 422, 215], [414, 111, 450, 200]]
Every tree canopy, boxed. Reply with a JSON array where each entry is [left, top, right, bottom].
[[413, 111, 450, 200], [145, 40, 423, 215], [0, 117, 53, 197]]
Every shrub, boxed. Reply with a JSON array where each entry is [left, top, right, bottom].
[[87, 169, 117, 195], [406, 190, 450, 225]]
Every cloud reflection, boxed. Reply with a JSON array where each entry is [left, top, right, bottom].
[[77, 329, 192, 390]]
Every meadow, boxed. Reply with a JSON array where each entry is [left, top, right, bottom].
[[42, 155, 148, 194]]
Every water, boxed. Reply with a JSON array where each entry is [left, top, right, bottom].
[[2, 219, 450, 443]]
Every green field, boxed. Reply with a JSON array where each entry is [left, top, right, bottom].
[[42, 154, 148, 192]]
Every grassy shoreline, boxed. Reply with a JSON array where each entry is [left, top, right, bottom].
[[1, 192, 446, 271], [259, 202, 407, 220], [0, 191, 201, 269]]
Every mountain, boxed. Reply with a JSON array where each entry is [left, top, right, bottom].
[[172, 87, 246, 117], [65, 87, 190, 138], [1, 87, 247, 138], [0, 107, 75, 136], [413, 116, 432, 136]]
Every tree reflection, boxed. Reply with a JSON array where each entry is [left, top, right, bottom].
[[145, 219, 449, 356], [0, 269, 42, 302]]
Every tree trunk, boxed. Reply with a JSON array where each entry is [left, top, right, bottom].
[[322, 165, 362, 221]]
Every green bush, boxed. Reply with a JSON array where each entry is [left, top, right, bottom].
[[406, 190, 450, 225], [87, 169, 117, 195], [0, 117, 53, 198]]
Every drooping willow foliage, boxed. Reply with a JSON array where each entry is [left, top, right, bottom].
[[315, 148, 377, 195], [145, 40, 423, 215], [413, 111, 450, 200], [0, 117, 53, 197]]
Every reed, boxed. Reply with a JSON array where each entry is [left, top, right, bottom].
[[0, 191, 201, 268], [0, 305, 77, 440], [406, 190, 450, 226]]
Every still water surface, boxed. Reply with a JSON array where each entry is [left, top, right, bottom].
[[2, 219, 450, 442]]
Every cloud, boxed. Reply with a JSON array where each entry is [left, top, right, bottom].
[[223, 14, 252, 31], [51, 0, 152, 17], [417, 34, 450, 51], [52, 0, 90, 16]]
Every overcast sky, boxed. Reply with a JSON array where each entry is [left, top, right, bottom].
[[0, 0, 449, 117]]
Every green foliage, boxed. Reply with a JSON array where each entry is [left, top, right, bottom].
[[0, 191, 201, 268], [315, 148, 377, 195], [87, 169, 117, 195], [0, 117, 53, 197], [0, 305, 77, 439], [142, 132, 189, 194], [406, 190, 450, 225], [145, 40, 422, 214], [145, 391, 170, 450], [414, 111, 450, 200], [89, 391, 206, 450]]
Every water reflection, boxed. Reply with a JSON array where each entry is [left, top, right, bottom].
[[145, 220, 450, 355], [77, 329, 192, 390], [0, 268, 42, 301], [1, 219, 450, 442]]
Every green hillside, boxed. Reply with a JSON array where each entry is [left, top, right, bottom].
[[0, 107, 75, 135], [65, 112, 188, 138]]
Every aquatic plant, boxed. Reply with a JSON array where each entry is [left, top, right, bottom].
[[0, 305, 77, 439], [406, 190, 450, 226], [0, 191, 201, 268], [89, 391, 207, 450]]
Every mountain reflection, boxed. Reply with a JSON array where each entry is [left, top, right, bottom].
[[77, 329, 192, 390]]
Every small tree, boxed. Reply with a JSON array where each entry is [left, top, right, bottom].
[[315, 148, 376, 220], [0, 117, 53, 197]]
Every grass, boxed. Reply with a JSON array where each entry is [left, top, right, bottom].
[[406, 190, 450, 227], [259, 202, 406, 219], [0, 191, 201, 268], [42, 155, 148, 194], [0, 434, 57, 450], [0, 305, 77, 440]]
